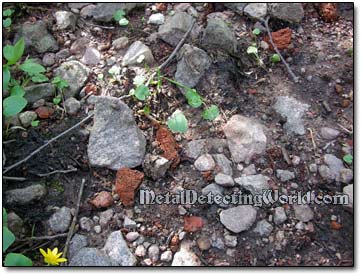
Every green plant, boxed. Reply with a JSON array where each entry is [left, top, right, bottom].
[[3, 208, 33, 266], [247, 28, 264, 66], [113, 9, 129, 26], [31, 120, 40, 127], [51, 76, 69, 105], [270, 53, 281, 63], [343, 154, 353, 165], [3, 8, 15, 28], [167, 110, 188, 133]]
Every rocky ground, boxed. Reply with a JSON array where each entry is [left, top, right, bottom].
[[2, 3, 353, 266]]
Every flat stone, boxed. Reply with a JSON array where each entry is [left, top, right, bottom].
[[68, 3, 91, 9], [112, 36, 129, 50], [223, 115, 267, 164], [243, 3, 267, 20], [24, 83, 56, 105], [42, 53, 56, 66], [212, 154, 233, 176], [68, 234, 88, 260], [148, 244, 160, 262], [7, 212, 25, 237], [6, 184, 47, 205], [55, 48, 71, 60], [55, 11, 77, 30], [160, 251, 173, 262], [215, 173, 234, 187], [253, 219, 273, 236], [143, 154, 171, 180], [19, 111, 37, 128], [80, 4, 96, 18], [102, 230, 137, 266], [224, 3, 247, 15], [219, 205, 257, 233], [87, 96, 146, 170], [274, 96, 309, 135], [276, 169, 295, 182], [320, 127, 340, 140], [235, 174, 269, 195], [126, 231, 139, 242], [269, 3, 304, 23], [172, 241, 201, 266], [48, 206, 72, 233], [224, 234, 237, 248], [320, 154, 345, 182], [81, 47, 101, 65], [273, 207, 287, 225], [294, 204, 314, 222], [148, 13, 165, 25], [91, 3, 144, 22], [64, 97, 81, 115], [69, 248, 113, 266], [99, 209, 114, 228], [79, 217, 94, 232], [184, 139, 206, 159], [339, 168, 353, 184], [123, 216, 137, 229], [54, 60, 89, 98], [242, 164, 257, 176], [122, 41, 154, 66], [201, 183, 224, 197], [70, 37, 90, 56], [135, 245, 146, 257], [194, 154, 215, 171]]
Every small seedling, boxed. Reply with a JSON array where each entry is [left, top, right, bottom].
[[3, 9, 14, 28], [31, 120, 40, 127], [270, 53, 281, 63], [343, 154, 353, 165], [113, 9, 129, 26], [202, 105, 220, 121], [252, 28, 261, 36], [51, 76, 69, 106], [167, 110, 188, 133]]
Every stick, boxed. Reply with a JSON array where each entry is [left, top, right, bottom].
[[261, 17, 299, 83], [35, 168, 78, 177], [3, 176, 27, 181], [18, 233, 68, 242], [62, 178, 85, 259], [78, 18, 115, 30], [307, 128, 317, 152], [3, 114, 94, 174], [337, 123, 353, 134]]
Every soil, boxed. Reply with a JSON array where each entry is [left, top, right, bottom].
[[2, 3, 353, 266]]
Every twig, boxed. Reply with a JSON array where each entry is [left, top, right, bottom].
[[3, 176, 27, 181], [35, 168, 78, 177], [261, 17, 299, 83], [78, 17, 115, 30], [18, 233, 68, 242], [307, 128, 317, 152], [281, 145, 292, 165], [62, 178, 85, 259], [3, 114, 94, 174], [337, 123, 353, 134]]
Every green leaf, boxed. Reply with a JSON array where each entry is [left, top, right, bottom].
[[3, 208, 8, 228], [31, 74, 49, 83], [108, 65, 120, 76], [185, 89, 203, 108], [134, 84, 150, 101], [343, 154, 353, 165], [52, 76, 69, 89], [3, 66, 10, 91], [3, 227, 16, 252], [10, 86, 25, 97], [3, 96, 27, 117], [252, 28, 261, 35], [3, 18, 12, 28], [3, 9, 14, 17], [3, 37, 25, 65], [167, 110, 188, 133], [143, 105, 151, 115], [202, 105, 220, 121], [31, 120, 40, 127], [4, 253, 33, 266], [270, 53, 281, 63], [133, 75, 146, 86], [114, 9, 126, 21], [53, 96, 61, 105], [19, 60, 46, 75], [247, 46, 258, 55], [118, 18, 129, 26]]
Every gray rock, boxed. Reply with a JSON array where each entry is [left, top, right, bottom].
[[242, 164, 257, 176], [55, 11, 77, 30], [112, 36, 129, 50], [243, 3, 267, 20], [202, 17, 237, 54], [343, 184, 353, 211], [126, 232, 139, 242], [6, 184, 47, 205], [42, 53, 56, 66], [68, 3, 91, 9], [122, 41, 154, 66], [273, 207, 287, 225], [7, 212, 25, 237], [253, 219, 273, 236], [220, 205, 257, 233], [80, 4, 96, 18], [339, 168, 353, 184], [70, 37, 90, 56], [294, 204, 314, 222], [55, 48, 71, 60], [184, 139, 206, 159], [48, 207, 72, 233], [213, 154, 233, 176], [91, 3, 144, 22], [319, 154, 345, 182], [135, 245, 146, 257], [295, 221, 305, 230], [318, 165, 335, 183], [309, 163, 318, 173], [224, 234, 237, 248], [223, 115, 267, 164], [321, 127, 340, 140], [69, 247, 113, 266], [160, 251, 173, 262], [215, 173, 234, 187], [235, 174, 269, 195], [292, 156, 301, 166], [175, 44, 211, 92], [194, 154, 215, 171], [99, 209, 114, 228], [4, 114, 21, 127], [224, 3, 247, 15], [172, 241, 201, 266], [148, 13, 165, 25], [94, 225, 102, 234], [148, 244, 160, 262], [24, 83, 56, 104], [81, 47, 101, 65], [123, 216, 137, 229], [79, 217, 94, 232], [68, 234, 88, 260], [274, 96, 309, 135], [19, 111, 37, 128], [32, 99, 44, 108], [143, 154, 171, 180], [201, 183, 224, 197], [64, 97, 81, 115], [158, 12, 194, 46], [15, 21, 58, 53], [102, 230, 137, 266], [87, 96, 146, 170], [54, 61, 89, 98], [276, 169, 295, 182], [269, 3, 304, 23]]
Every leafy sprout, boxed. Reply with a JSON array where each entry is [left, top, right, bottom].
[[270, 53, 281, 63], [167, 110, 188, 133]]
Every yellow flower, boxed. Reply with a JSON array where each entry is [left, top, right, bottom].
[[39, 247, 67, 266]]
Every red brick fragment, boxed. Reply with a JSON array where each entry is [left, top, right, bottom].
[[115, 168, 144, 206], [156, 126, 180, 169], [35, 106, 54, 119], [264, 28, 292, 50], [184, 216, 204, 232], [90, 191, 113, 208]]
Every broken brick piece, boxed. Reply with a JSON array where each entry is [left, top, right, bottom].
[[184, 216, 204, 232], [264, 28, 292, 50], [90, 191, 113, 208], [318, 3, 338, 22], [115, 168, 144, 206], [156, 126, 180, 169], [35, 106, 55, 119]]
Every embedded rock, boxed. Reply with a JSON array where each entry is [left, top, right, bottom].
[[219, 205, 257, 233], [235, 174, 269, 195], [6, 184, 47, 205], [269, 3, 304, 23], [122, 41, 154, 66]]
